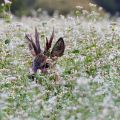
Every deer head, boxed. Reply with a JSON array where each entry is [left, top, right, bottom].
[[25, 28, 65, 75]]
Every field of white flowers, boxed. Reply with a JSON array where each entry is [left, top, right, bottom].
[[0, 8, 120, 120]]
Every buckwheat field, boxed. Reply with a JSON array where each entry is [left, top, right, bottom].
[[0, 6, 120, 120]]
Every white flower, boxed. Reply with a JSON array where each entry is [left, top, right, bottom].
[[89, 3, 96, 7], [77, 77, 90, 85], [4, 0, 12, 4], [108, 54, 115, 60], [6, 76, 17, 81], [98, 7, 103, 11], [48, 96, 57, 105], [76, 6, 83, 10], [79, 55, 85, 62], [93, 74, 104, 83]]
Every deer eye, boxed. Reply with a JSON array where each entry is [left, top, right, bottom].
[[45, 63, 50, 68], [41, 63, 50, 69]]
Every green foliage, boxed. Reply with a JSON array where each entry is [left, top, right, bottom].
[[0, 0, 12, 22]]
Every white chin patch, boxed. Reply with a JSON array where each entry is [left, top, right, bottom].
[[29, 68, 35, 75]]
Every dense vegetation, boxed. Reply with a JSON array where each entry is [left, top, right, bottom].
[[0, 3, 120, 120], [11, 0, 91, 16]]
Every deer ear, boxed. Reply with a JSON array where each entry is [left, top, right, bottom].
[[35, 28, 41, 53], [25, 34, 38, 56], [51, 37, 65, 57]]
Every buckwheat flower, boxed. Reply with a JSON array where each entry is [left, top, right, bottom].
[[48, 96, 57, 105], [93, 74, 104, 83], [108, 54, 115, 60], [0, 92, 9, 100], [98, 7, 103, 11], [89, 3, 96, 8], [82, 10, 89, 15], [4, 0, 12, 4], [76, 6, 83, 10], [103, 93, 113, 107], [79, 55, 85, 62], [6, 76, 17, 82], [77, 77, 90, 85], [60, 15, 65, 20]]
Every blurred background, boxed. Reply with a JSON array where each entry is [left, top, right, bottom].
[[1, 0, 120, 17], [10, 0, 92, 16]]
